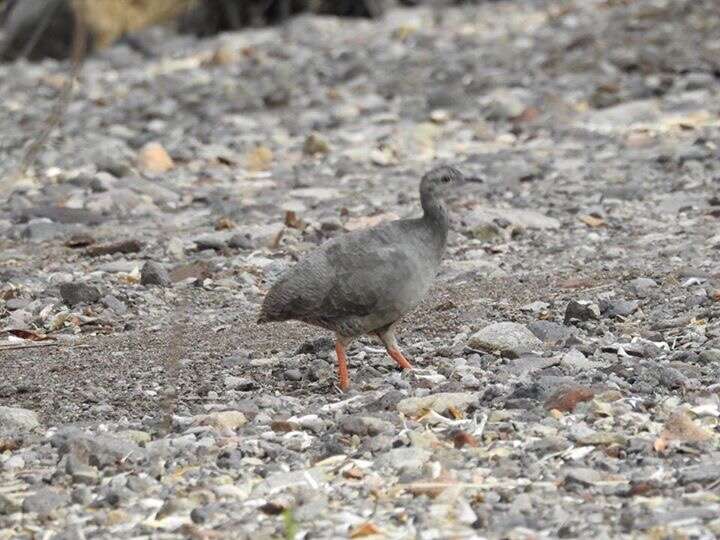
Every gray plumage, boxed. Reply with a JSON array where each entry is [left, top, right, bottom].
[[258, 166, 463, 338]]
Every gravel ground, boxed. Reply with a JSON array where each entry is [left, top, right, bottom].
[[2, 1, 720, 538]]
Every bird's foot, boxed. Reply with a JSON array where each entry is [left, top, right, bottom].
[[388, 348, 412, 370], [335, 342, 350, 392]]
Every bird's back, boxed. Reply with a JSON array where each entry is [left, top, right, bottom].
[[258, 217, 445, 335]]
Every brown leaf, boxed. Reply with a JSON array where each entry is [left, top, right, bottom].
[[270, 420, 298, 433], [86, 239, 143, 257], [4, 329, 53, 341], [447, 405, 464, 420], [350, 522, 382, 538], [65, 233, 95, 248], [343, 466, 364, 480], [284, 211, 305, 230], [0, 437, 21, 452], [215, 217, 236, 231], [453, 431, 479, 449], [580, 215, 606, 228], [545, 386, 595, 413], [656, 408, 712, 451], [246, 145, 273, 172]]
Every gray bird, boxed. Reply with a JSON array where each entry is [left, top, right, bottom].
[[258, 165, 463, 391]]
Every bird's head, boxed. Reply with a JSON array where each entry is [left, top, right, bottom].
[[420, 165, 464, 200]]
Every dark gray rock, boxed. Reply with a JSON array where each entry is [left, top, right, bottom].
[[564, 301, 599, 324], [527, 321, 572, 344], [140, 261, 171, 287], [52, 429, 144, 468], [59, 282, 101, 306]]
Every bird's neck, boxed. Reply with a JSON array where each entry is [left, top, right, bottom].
[[421, 192, 449, 251]]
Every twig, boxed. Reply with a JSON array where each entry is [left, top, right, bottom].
[[0, 341, 62, 352], [10, 2, 88, 182]]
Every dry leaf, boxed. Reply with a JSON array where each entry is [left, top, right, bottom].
[[655, 408, 712, 453], [246, 145, 273, 171], [580, 215, 606, 228], [284, 211, 305, 229], [4, 329, 53, 341], [343, 466, 364, 480], [215, 217, 236, 230], [350, 522, 382, 538], [453, 431, 479, 449], [545, 386, 595, 413], [447, 405, 464, 420]]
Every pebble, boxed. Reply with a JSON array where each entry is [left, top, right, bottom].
[[140, 261, 172, 287], [0, 406, 40, 434], [468, 322, 542, 357], [397, 392, 477, 416], [22, 489, 69, 516], [59, 282, 102, 306]]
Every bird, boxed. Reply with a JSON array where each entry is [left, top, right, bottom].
[[257, 165, 463, 391]]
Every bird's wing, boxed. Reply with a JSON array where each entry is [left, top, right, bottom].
[[261, 224, 419, 323]]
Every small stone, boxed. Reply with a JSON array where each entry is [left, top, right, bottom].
[[59, 282, 101, 306], [0, 406, 40, 434], [397, 392, 476, 417], [228, 234, 254, 249], [303, 132, 330, 155], [2, 455, 25, 470], [545, 386, 595, 413], [195, 411, 248, 431], [629, 277, 658, 297], [194, 233, 228, 251], [22, 489, 68, 516], [376, 447, 431, 472], [209, 45, 239, 65], [600, 298, 639, 318], [698, 349, 720, 364], [140, 261, 171, 287], [339, 415, 393, 436], [284, 369, 302, 382], [560, 349, 593, 372], [223, 376, 256, 390], [101, 295, 127, 315], [52, 430, 144, 468], [528, 320, 572, 344], [564, 301, 600, 324], [138, 142, 174, 173], [468, 322, 542, 356]]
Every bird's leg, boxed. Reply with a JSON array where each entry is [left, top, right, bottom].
[[335, 334, 352, 392], [376, 326, 412, 370]]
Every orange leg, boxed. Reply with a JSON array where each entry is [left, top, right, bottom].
[[335, 341, 350, 391], [387, 348, 412, 370], [377, 325, 413, 371]]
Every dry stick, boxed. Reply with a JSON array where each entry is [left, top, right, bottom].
[[0, 342, 62, 352], [12, 4, 88, 181]]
